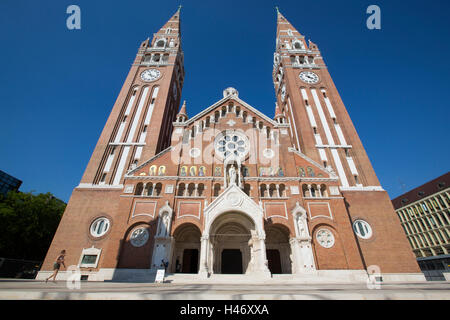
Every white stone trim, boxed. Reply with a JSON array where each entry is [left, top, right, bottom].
[[76, 183, 124, 189], [340, 186, 384, 192], [78, 247, 102, 268]]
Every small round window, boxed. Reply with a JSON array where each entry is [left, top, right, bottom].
[[353, 220, 372, 239], [90, 217, 110, 237]]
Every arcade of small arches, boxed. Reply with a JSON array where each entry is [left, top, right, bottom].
[[132, 181, 329, 199]]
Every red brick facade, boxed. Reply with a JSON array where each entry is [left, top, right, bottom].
[[40, 9, 420, 280]]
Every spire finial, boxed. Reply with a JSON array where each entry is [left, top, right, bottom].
[[275, 6, 280, 14], [178, 4, 182, 12]]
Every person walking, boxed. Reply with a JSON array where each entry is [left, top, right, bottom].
[[45, 250, 66, 283]]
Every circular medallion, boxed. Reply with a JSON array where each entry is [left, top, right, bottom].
[[189, 148, 201, 158], [226, 192, 241, 206], [316, 228, 335, 248], [130, 227, 149, 247], [263, 148, 275, 159]]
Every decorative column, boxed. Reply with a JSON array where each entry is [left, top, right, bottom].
[[198, 235, 210, 278]]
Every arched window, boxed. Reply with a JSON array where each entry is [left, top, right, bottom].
[[197, 184, 205, 197], [213, 184, 221, 197], [154, 183, 162, 196], [187, 183, 195, 197], [279, 184, 286, 197], [135, 183, 144, 195], [269, 184, 277, 198], [260, 184, 267, 198], [310, 184, 317, 197], [153, 53, 161, 62], [156, 39, 165, 47], [302, 185, 309, 197], [320, 184, 328, 197], [144, 183, 153, 196], [242, 166, 249, 177], [244, 184, 251, 196], [177, 183, 186, 196]]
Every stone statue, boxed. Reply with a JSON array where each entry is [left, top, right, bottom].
[[297, 216, 307, 238], [228, 166, 237, 186], [159, 213, 170, 237]]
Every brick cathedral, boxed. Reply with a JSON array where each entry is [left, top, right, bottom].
[[38, 9, 423, 282]]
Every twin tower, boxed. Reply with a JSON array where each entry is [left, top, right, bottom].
[[38, 9, 422, 282]]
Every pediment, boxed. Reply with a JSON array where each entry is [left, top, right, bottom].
[[182, 92, 279, 129]]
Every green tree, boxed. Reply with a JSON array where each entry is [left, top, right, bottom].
[[0, 191, 66, 261]]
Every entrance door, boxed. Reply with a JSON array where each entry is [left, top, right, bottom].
[[182, 249, 199, 273], [266, 249, 282, 274], [221, 249, 243, 274]]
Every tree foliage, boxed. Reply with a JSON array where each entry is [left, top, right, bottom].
[[0, 191, 66, 261]]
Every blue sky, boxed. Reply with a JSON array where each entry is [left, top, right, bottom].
[[0, 0, 449, 203]]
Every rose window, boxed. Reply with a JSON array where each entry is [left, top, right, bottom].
[[215, 132, 249, 159], [316, 229, 335, 248]]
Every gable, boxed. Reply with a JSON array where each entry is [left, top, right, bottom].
[[289, 148, 337, 179], [182, 91, 279, 129]]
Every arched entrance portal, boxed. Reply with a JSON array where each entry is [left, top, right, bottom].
[[210, 213, 253, 274], [265, 225, 292, 274], [172, 223, 201, 273], [200, 184, 271, 278], [208, 214, 254, 274]]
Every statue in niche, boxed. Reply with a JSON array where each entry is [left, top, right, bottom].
[[297, 215, 307, 238], [159, 213, 170, 237], [228, 165, 237, 186]]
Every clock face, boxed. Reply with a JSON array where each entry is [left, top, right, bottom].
[[140, 69, 161, 82], [299, 71, 319, 84]]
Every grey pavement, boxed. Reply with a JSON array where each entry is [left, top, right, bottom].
[[0, 279, 449, 300]]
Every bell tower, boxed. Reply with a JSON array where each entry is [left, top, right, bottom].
[[274, 9, 420, 274], [80, 8, 184, 188], [273, 9, 379, 189]]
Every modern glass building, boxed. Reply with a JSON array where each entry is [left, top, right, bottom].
[[392, 172, 450, 281], [0, 170, 22, 196]]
